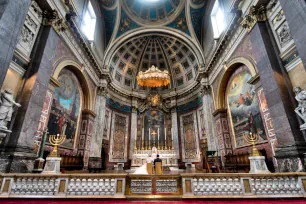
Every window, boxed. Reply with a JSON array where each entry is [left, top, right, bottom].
[[211, 0, 225, 39], [82, 1, 96, 41]]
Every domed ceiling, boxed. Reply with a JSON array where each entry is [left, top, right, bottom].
[[122, 0, 184, 26], [109, 35, 199, 89]]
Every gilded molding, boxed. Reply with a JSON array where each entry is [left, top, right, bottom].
[[49, 76, 61, 88]]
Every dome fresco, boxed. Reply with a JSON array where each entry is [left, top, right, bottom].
[[122, 0, 184, 25], [109, 35, 199, 89]]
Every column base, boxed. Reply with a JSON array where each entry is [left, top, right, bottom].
[[32, 158, 45, 173], [42, 157, 61, 174], [275, 144, 306, 172], [249, 156, 270, 174]]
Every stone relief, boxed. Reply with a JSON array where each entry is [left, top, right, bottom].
[[293, 87, 306, 130], [277, 22, 292, 48], [0, 89, 21, 132]]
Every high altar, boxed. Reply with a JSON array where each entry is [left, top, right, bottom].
[[130, 95, 179, 168]]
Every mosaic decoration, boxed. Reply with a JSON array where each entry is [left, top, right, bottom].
[[167, 9, 190, 36], [106, 98, 131, 113], [109, 112, 129, 162], [176, 97, 202, 112], [190, 6, 205, 43], [116, 9, 140, 38], [227, 71, 266, 148], [180, 112, 200, 162], [47, 69, 82, 149]]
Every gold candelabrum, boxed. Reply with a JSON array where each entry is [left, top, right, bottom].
[[48, 134, 66, 157], [244, 131, 261, 156]]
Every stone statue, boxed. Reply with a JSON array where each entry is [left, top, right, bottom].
[[0, 89, 21, 131], [293, 87, 306, 130]]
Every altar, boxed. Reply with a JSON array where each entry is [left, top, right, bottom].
[[131, 148, 178, 168]]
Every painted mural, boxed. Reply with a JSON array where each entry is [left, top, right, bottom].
[[144, 110, 165, 143], [227, 71, 266, 148], [47, 69, 82, 149]]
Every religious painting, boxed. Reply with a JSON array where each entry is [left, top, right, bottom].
[[227, 71, 266, 148], [109, 112, 129, 162], [47, 69, 82, 149], [180, 112, 200, 162], [144, 110, 165, 143]]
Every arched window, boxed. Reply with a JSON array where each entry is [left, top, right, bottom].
[[47, 69, 83, 149]]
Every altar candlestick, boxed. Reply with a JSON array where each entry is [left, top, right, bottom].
[[158, 128, 159, 141], [149, 128, 150, 141], [165, 128, 166, 141], [142, 128, 144, 141]]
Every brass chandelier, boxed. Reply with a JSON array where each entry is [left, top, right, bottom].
[[136, 65, 170, 87]]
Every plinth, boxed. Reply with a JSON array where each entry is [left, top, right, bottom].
[[42, 157, 62, 174], [249, 156, 270, 173]]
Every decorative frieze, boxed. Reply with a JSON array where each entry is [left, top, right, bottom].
[[130, 180, 152, 194], [156, 180, 178, 193]]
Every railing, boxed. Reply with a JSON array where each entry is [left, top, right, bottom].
[[181, 173, 306, 198], [1, 173, 306, 199], [0, 173, 126, 198]]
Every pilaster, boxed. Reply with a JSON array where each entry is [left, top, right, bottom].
[[171, 107, 180, 158]]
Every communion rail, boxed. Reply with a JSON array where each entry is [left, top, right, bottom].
[[1, 173, 306, 199]]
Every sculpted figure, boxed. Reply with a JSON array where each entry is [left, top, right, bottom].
[[293, 87, 306, 130], [0, 89, 21, 130]]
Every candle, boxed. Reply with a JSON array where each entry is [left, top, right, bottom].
[[142, 128, 144, 141], [165, 128, 166, 141], [149, 128, 150, 141], [158, 128, 159, 141], [171, 129, 173, 141]]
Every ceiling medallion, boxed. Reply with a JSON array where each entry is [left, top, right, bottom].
[[136, 65, 170, 87]]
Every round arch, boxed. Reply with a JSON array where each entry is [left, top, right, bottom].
[[216, 56, 258, 109], [52, 59, 94, 111]]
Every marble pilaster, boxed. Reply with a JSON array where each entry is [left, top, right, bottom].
[[0, 0, 31, 87], [201, 85, 217, 151], [249, 22, 306, 172], [78, 110, 96, 169], [171, 108, 179, 158], [129, 107, 137, 159], [90, 87, 107, 158]]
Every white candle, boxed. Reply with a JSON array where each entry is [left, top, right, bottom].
[[165, 128, 166, 141], [158, 128, 159, 141], [149, 128, 150, 141]]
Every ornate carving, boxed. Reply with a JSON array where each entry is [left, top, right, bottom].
[[266, 0, 278, 12], [200, 85, 211, 95], [278, 22, 292, 48], [42, 10, 67, 33], [293, 87, 306, 130], [131, 180, 152, 193], [241, 6, 267, 32], [97, 86, 108, 97]]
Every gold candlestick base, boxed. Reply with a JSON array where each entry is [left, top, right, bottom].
[[48, 134, 66, 157]]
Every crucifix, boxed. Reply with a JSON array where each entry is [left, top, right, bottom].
[[151, 130, 157, 148]]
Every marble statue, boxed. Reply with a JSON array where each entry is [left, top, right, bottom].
[[0, 89, 21, 131], [293, 87, 306, 130]]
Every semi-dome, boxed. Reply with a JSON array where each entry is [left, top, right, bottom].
[[108, 35, 199, 90]]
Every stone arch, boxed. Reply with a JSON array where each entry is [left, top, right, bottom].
[[216, 56, 258, 109], [52, 59, 94, 111]]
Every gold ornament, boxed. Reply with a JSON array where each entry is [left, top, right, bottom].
[[243, 131, 261, 156], [48, 134, 66, 157], [136, 65, 170, 87]]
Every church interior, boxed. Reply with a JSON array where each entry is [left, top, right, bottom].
[[1, 0, 306, 202]]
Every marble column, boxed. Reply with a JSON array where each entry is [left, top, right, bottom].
[[200, 84, 217, 151], [212, 109, 232, 166], [78, 110, 96, 169], [249, 21, 306, 172], [0, 0, 31, 87], [1, 26, 59, 173], [279, 0, 306, 70], [129, 106, 137, 159], [89, 86, 107, 169], [171, 108, 180, 158]]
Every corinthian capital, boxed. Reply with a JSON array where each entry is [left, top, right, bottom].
[[200, 85, 211, 95], [97, 86, 108, 97]]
